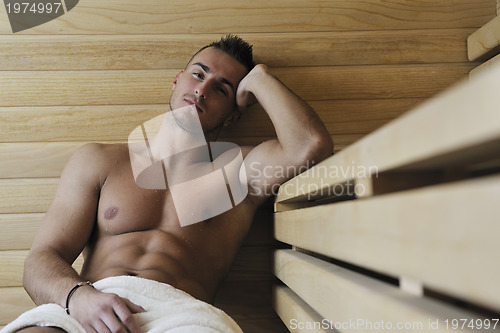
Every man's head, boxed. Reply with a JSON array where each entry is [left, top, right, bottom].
[[170, 35, 255, 140]]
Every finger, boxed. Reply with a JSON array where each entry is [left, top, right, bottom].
[[83, 323, 99, 333], [123, 298, 146, 314], [113, 301, 144, 333], [91, 319, 112, 333], [100, 307, 129, 333]]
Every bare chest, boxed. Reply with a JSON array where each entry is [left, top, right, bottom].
[[96, 163, 174, 235]]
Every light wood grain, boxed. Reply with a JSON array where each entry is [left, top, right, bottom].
[[0, 179, 58, 214], [276, 62, 500, 203], [274, 285, 335, 333], [0, 30, 474, 71], [468, 15, 500, 61], [0, 0, 493, 35], [0, 105, 166, 142], [0, 99, 417, 143], [0, 70, 172, 107], [275, 174, 500, 312], [0, 65, 472, 107], [0, 214, 41, 251], [0, 287, 35, 326], [274, 250, 495, 333], [0, 251, 84, 288]]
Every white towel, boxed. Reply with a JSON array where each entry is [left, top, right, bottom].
[[1, 276, 243, 333]]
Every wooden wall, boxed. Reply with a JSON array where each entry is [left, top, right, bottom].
[[0, 0, 497, 331]]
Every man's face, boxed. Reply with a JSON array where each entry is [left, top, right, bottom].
[[170, 47, 248, 136]]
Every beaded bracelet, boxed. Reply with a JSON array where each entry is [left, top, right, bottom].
[[65, 281, 93, 315]]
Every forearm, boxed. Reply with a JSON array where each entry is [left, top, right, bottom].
[[23, 247, 84, 308], [244, 65, 332, 159]]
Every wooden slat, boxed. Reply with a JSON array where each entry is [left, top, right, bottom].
[[0, 70, 172, 107], [0, 65, 472, 107], [274, 250, 495, 333], [276, 61, 500, 204], [0, 142, 79, 179], [0, 287, 35, 326], [0, 179, 58, 214], [274, 285, 335, 333], [0, 251, 85, 288], [0, 0, 493, 35], [275, 64, 471, 101], [0, 214, 41, 251], [0, 99, 417, 143], [0, 99, 416, 179], [275, 174, 500, 312], [468, 15, 500, 61], [470, 53, 500, 76], [0, 29, 475, 71], [0, 105, 166, 142]]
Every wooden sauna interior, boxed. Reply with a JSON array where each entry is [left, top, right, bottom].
[[1, 1, 499, 332]]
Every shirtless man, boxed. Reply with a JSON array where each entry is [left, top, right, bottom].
[[17, 35, 333, 332]]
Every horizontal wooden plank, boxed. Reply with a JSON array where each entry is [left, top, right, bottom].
[[0, 0, 493, 34], [276, 61, 500, 203], [0, 287, 35, 326], [0, 99, 417, 143], [0, 70, 171, 107], [0, 29, 475, 71], [0, 105, 165, 142], [0, 179, 58, 214], [274, 285, 335, 333], [274, 250, 495, 333], [0, 142, 82, 179], [0, 214, 41, 251], [0, 65, 472, 107], [0, 251, 84, 287], [275, 174, 500, 312], [468, 15, 500, 61]]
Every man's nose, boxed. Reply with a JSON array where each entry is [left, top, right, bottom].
[[195, 82, 208, 100]]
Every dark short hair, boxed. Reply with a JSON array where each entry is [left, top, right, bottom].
[[187, 34, 255, 73]]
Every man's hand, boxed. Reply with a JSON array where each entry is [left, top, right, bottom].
[[69, 286, 145, 333], [236, 64, 268, 112]]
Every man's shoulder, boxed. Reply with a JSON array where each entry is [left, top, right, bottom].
[[64, 143, 128, 184]]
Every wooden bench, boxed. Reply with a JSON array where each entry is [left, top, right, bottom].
[[0, 0, 497, 331], [273, 47, 500, 333]]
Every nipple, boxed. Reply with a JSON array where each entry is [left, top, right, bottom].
[[104, 207, 118, 219]]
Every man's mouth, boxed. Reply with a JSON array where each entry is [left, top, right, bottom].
[[184, 98, 203, 113]]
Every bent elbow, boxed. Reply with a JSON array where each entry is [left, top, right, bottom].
[[306, 134, 334, 165]]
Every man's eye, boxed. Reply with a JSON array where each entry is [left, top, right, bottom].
[[193, 72, 203, 79], [217, 86, 228, 96]]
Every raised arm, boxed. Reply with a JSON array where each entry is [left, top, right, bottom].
[[23, 143, 144, 333], [237, 64, 333, 201]]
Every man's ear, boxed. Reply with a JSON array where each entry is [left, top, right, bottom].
[[224, 109, 241, 127], [172, 71, 183, 90]]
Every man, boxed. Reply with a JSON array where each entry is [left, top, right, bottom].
[[7, 35, 332, 332]]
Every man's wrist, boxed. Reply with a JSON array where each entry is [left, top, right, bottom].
[[65, 281, 94, 315]]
